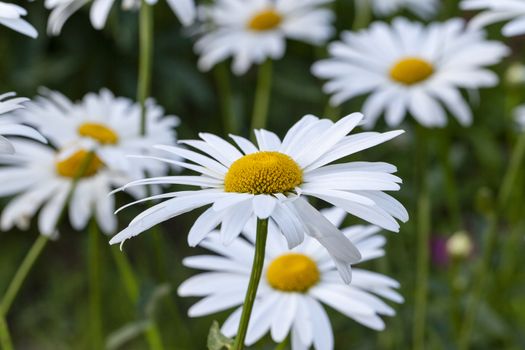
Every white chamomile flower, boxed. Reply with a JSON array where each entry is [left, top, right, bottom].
[[45, 0, 196, 35], [0, 140, 142, 236], [195, 0, 335, 75], [110, 113, 408, 282], [366, 0, 440, 19], [461, 0, 525, 37], [178, 208, 403, 349], [17, 89, 179, 179], [0, 92, 46, 154], [0, 1, 37, 38], [312, 18, 509, 128], [514, 105, 525, 131]]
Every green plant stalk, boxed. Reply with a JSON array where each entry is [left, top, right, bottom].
[[214, 63, 238, 135], [439, 131, 461, 229], [250, 60, 273, 133], [137, 0, 154, 136], [274, 337, 289, 350], [412, 127, 431, 350], [0, 315, 13, 350], [89, 220, 103, 350], [232, 219, 269, 350], [110, 247, 165, 350], [353, 0, 372, 30], [499, 131, 525, 209]]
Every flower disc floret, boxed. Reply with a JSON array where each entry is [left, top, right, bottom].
[[78, 122, 119, 144], [248, 9, 282, 31], [267, 253, 320, 292], [56, 150, 103, 178], [390, 57, 434, 85], [224, 151, 302, 194]]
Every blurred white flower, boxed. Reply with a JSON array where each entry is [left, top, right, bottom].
[[17, 89, 179, 179], [0, 1, 37, 38], [0, 92, 46, 154], [367, 0, 439, 18], [109, 113, 408, 282], [514, 104, 525, 131], [505, 62, 525, 86], [312, 18, 509, 128], [461, 0, 525, 37], [46, 0, 196, 35], [179, 208, 403, 349], [195, 0, 335, 75], [0, 140, 142, 236], [446, 231, 473, 259]]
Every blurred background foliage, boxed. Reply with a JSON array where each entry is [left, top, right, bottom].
[[1, 0, 525, 349]]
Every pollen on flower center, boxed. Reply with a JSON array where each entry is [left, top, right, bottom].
[[224, 151, 302, 194], [390, 57, 434, 85], [248, 9, 282, 31], [78, 122, 119, 145], [267, 253, 320, 293], [56, 150, 103, 178]]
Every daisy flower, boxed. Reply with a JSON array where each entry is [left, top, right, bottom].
[[0, 92, 46, 154], [110, 113, 408, 282], [195, 0, 335, 75], [45, 0, 196, 35], [461, 0, 525, 37], [312, 18, 509, 128], [178, 208, 403, 349], [367, 0, 439, 19], [17, 89, 179, 180], [0, 140, 143, 236], [0, 1, 37, 38]]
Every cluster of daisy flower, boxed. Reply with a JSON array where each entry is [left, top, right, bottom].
[[1, 0, 525, 348]]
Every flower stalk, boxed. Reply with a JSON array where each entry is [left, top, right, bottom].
[[250, 60, 273, 132], [232, 218, 269, 350], [138, 0, 154, 136]]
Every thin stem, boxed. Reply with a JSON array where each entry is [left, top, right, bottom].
[[232, 219, 269, 350], [412, 126, 431, 350], [137, 0, 154, 136], [88, 220, 103, 350], [438, 131, 461, 229], [0, 309, 13, 350], [250, 60, 273, 133], [214, 63, 238, 135], [457, 214, 497, 350], [110, 247, 165, 350], [353, 0, 372, 30], [499, 131, 525, 209], [0, 235, 48, 316]]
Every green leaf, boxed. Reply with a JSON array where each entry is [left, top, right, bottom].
[[207, 321, 233, 350]]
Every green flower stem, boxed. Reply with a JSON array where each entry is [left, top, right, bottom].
[[353, 0, 372, 31], [88, 220, 103, 350], [499, 131, 525, 209], [250, 60, 273, 133], [0, 315, 13, 350], [137, 0, 154, 136], [214, 63, 238, 135], [110, 247, 165, 350], [0, 235, 48, 318], [412, 126, 431, 350], [232, 219, 269, 350]]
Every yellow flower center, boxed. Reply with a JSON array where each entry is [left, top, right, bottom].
[[55, 150, 104, 178], [267, 253, 320, 293], [247, 9, 282, 31], [224, 152, 302, 194], [389, 57, 434, 85], [78, 122, 119, 145]]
